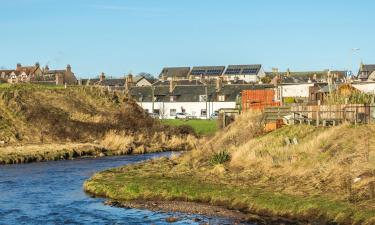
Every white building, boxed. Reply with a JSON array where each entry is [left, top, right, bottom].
[[352, 82, 375, 94], [223, 65, 265, 83], [276, 83, 314, 101], [130, 82, 274, 119]]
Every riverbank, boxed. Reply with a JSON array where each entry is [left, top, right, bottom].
[[84, 112, 375, 225], [0, 84, 197, 164], [0, 133, 195, 164]]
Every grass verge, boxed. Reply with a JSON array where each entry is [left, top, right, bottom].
[[84, 157, 375, 225], [161, 119, 218, 136]]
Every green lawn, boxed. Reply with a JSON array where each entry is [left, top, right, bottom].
[[161, 119, 218, 136]]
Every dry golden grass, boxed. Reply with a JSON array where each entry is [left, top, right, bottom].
[[100, 130, 198, 155], [178, 110, 375, 203]]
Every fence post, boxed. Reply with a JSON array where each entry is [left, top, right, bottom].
[[316, 100, 320, 126]]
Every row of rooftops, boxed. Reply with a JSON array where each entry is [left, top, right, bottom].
[[0, 63, 72, 77], [159, 64, 262, 78], [129, 83, 274, 102]]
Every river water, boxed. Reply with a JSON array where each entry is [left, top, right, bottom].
[[0, 152, 248, 225]]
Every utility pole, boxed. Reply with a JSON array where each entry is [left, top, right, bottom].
[[151, 86, 155, 113], [350, 48, 360, 80], [205, 84, 208, 119]]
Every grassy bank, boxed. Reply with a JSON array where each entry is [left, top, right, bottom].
[[0, 84, 196, 164], [85, 112, 375, 224], [161, 119, 218, 136], [85, 157, 375, 224]]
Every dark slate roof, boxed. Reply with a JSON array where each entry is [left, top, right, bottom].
[[44, 70, 66, 74], [129, 86, 170, 102], [129, 84, 275, 102], [159, 67, 190, 78], [99, 79, 125, 86], [189, 66, 225, 76], [153, 79, 205, 86], [266, 70, 347, 84], [362, 64, 375, 72], [225, 65, 261, 75], [358, 64, 375, 80]]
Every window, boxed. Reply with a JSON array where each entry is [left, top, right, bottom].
[[153, 109, 160, 115], [199, 95, 207, 102], [170, 109, 176, 116], [145, 109, 149, 113], [218, 95, 226, 102], [170, 96, 177, 102], [201, 109, 207, 117]]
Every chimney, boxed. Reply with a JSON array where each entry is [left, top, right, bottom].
[[35, 62, 40, 68], [286, 68, 291, 77], [66, 64, 71, 72], [125, 73, 134, 92], [169, 79, 176, 93], [99, 72, 106, 82], [216, 77, 222, 92], [16, 63, 22, 71]]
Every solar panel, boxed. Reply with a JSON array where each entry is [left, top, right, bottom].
[[190, 70, 206, 75], [225, 69, 241, 75], [242, 68, 258, 74]]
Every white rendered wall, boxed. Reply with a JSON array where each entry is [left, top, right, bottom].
[[137, 101, 236, 119], [352, 82, 375, 94], [278, 84, 314, 98]]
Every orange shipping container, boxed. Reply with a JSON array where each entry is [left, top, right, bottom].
[[242, 89, 279, 111]]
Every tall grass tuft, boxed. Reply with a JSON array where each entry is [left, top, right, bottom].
[[210, 150, 230, 165]]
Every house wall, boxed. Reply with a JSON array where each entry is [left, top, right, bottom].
[[352, 82, 375, 94], [277, 83, 314, 100], [137, 101, 236, 119], [136, 79, 152, 87]]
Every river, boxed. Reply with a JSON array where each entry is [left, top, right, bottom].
[[0, 152, 249, 225]]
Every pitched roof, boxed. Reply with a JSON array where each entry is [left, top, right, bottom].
[[153, 79, 205, 86], [159, 67, 191, 78], [225, 65, 261, 75], [44, 70, 66, 74], [358, 64, 375, 80], [99, 79, 125, 86], [189, 66, 225, 76], [129, 84, 274, 102], [361, 64, 375, 72]]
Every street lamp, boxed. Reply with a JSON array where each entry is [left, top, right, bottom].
[[350, 48, 360, 78]]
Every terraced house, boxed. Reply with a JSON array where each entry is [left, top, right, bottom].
[[130, 79, 274, 119], [159, 64, 266, 83], [0, 63, 77, 85]]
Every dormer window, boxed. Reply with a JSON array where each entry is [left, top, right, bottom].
[[218, 95, 226, 102], [170, 96, 177, 102]]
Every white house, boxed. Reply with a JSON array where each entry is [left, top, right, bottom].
[[223, 65, 265, 83], [276, 83, 314, 101], [352, 82, 375, 94], [130, 82, 274, 119]]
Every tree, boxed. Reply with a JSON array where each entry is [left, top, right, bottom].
[[261, 76, 272, 84], [138, 72, 157, 83]]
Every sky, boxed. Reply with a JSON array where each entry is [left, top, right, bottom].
[[0, 0, 374, 78]]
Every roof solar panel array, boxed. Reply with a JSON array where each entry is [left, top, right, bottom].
[[189, 66, 225, 76], [225, 65, 261, 75]]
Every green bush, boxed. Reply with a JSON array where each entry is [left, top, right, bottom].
[[175, 125, 196, 137], [210, 150, 230, 165]]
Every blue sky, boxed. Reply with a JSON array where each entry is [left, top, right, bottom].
[[0, 0, 374, 78]]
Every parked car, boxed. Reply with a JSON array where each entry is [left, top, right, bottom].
[[210, 112, 219, 120], [175, 112, 188, 119]]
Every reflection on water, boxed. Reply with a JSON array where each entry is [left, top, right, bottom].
[[0, 153, 248, 224]]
